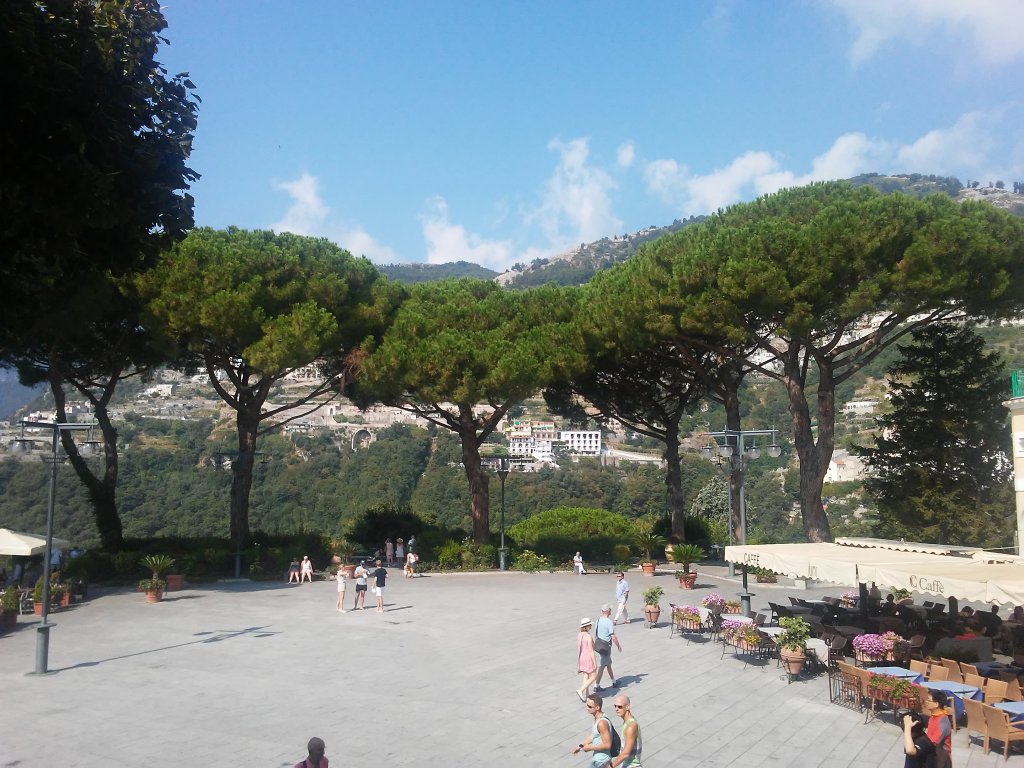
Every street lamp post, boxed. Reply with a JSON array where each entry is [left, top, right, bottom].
[[702, 426, 782, 615], [16, 419, 95, 675], [497, 458, 510, 571]]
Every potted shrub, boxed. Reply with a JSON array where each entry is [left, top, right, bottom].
[[334, 538, 358, 578], [139, 554, 174, 603], [852, 631, 907, 664], [670, 543, 705, 588], [31, 577, 58, 615], [642, 585, 665, 628], [635, 528, 666, 576], [1, 586, 19, 629], [776, 616, 811, 679]]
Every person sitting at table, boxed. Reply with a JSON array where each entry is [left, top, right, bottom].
[[881, 594, 897, 616], [1012, 606, 1024, 623], [975, 605, 1002, 638]]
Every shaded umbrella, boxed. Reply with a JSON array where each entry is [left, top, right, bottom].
[[0, 528, 70, 556]]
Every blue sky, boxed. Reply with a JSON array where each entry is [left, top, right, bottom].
[[159, 0, 1024, 270]]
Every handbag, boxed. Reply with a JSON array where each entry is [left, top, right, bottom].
[[594, 628, 612, 654]]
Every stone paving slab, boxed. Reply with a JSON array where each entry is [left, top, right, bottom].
[[0, 567, 1019, 766]]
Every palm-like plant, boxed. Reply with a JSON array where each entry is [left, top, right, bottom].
[[634, 529, 667, 563], [139, 554, 174, 591], [670, 543, 706, 574]]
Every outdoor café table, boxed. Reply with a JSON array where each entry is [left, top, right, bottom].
[[833, 625, 866, 638], [760, 626, 783, 637], [723, 615, 754, 625], [867, 666, 924, 683], [806, 638, 828, 669], [977, 661, 1023, 677], [919, 680, 982, 719], [994, 701, 1024, 725]]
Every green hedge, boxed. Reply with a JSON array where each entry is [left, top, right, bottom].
[[508, 507, 635, 562]]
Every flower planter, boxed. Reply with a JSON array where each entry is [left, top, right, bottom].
[[144, 589, 164, 604], [723, 604, 742, 614], [644, 604, 661, 627], [855, 651, 892, 665], [678, 572, 697, 589], [165, 574, 185, 591], [33, 602, 43, 616], [640, 562, 656, 577], [780, 647, 806, 677], [1, 610, 16, 630]]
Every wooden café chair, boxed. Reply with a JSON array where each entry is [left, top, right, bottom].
[[926, 665, 949, 682], [909, 659, 929, 676], [982, 702, 1024, 760], [940, 658, 964, 684], [985, 678, 1009, 704], [962, 697, 989, 752], [964, 672, 986, 689], [999, 676, 1023, 702], [960, 662, 980, 676]]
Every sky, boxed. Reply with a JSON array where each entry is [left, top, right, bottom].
[[158, 0, 1024, 271]]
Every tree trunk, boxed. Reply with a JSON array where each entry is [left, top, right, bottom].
[[460, 432, 491, 544], [784, 349, 833, 542], [665, 418, 686, 540], [49, 370, 124, 551], [723, 381, 744, 545], [230, 405, 260, 551]]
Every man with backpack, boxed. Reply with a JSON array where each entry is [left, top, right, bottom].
[[571, 693, 620, 766]]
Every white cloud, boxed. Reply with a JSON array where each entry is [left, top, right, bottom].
[[526, 137, 622, 248], [896, 112, 992, 171], [617, 141, 636, 169], [420, 197, 514, 270], [827, 0, 1024, 67], [271, 173, 328, 236], [270, 172, 399, 263]]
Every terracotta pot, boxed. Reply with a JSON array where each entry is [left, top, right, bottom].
[[144, 589, 164, 604], [640, 562, 656, 577], [780, 646, 806, 677], [33, 602, 43, 616], [341, 564, 357, 579], [644, 604, 661, 627], [59, 591, 72, 607], [679, 572, 697, 589], [165, 574, 185, 591], [1, 610, 16, 629]]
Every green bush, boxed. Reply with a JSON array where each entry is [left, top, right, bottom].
[[508, 507, 636, 562], [437, 540, 463, 569], [511, 549, 551, 572], [611, 544, 632, 563]]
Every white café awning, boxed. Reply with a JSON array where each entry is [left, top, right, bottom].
[[0, 528, 70, 556], [724, 539, 1024, 606]]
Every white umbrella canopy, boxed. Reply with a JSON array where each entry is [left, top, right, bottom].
[[0, 528, 70, 556]]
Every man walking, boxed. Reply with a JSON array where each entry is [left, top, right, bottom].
[[594, 604, 622, 691], [571, 693, 614, 766], [613, 572, 630, 625], [372, 558, 388, 613], [610, 696, 642, 768], [353, 560, 369, 610]]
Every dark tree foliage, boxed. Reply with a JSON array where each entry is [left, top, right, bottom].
[[858, 324, 1014, 546], [1, 0, 199, 357], [377, 261, 498, 284]]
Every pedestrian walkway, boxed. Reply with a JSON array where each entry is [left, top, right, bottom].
[[0, 566, 1013, 766]]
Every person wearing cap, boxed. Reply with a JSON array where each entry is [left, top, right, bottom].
[[571, 693, 613, 766], [594, 604, 622, 691], [576, 617, 597, 702], [609, 695, 642, 768], [902, 713, 936, 768], [353, 560, 369, 610], [295, 736, 328, 768], [300, 555, 314, 583]]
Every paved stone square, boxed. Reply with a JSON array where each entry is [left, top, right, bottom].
[[0, 566, 1018, 766]]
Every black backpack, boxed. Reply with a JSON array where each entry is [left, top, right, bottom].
[[603, 717, 621, 758]]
